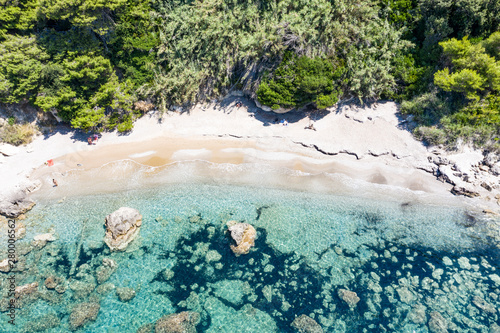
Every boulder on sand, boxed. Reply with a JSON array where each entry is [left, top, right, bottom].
[[155, 311, 200, 333], [227, 221, 256, 256], [104, 207, 142, 251]]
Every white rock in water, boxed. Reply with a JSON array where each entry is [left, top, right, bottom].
[[104, 207, 142, 251], [457, 257, 471, 270], [0, 258, 11, 273], [34, 233, 56, 242], [432, 268, 444, 280], [489, 274, 500, 286], [396, 287, 416, 304], [442, 257, 453, 266]]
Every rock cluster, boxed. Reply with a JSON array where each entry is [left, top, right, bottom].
[[227, 221, 257, 256], [427, 148, 500, 202], [104, 207, 142, 251], [155, 311, 200, 333]]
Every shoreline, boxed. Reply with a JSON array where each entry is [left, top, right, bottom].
[[1, 98, 499, 215]]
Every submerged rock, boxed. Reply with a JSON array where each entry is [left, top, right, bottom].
[[227, 222, 256, 256], [96, 258, 118, 284], [69, 302, 100, 330], [45, 276, 63, 290], [407, 303, 427, 324], [22, 313, 60, 333], [137, 323, 155, 333], [338, 289, 360, 308], [155, 311, 200, 333], [104, 207, 142, 251], [291, 314, 323, 333], [69, 279, 96, 299], [472, 296, 497, 314], [13, 282, 40, 309], [0, 215, 26, 239], [428, 311, 448, 333], [116, 287, 136, 302], [34, 233, 56, 242], [0, 258, 11, 273], [490, 323, 500, 333], [0, 190, 35, 218]]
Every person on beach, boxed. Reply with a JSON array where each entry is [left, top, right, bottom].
[[87, 137, 92, 145], [93, 134, 98, 144], [52, 179, 58, 187]]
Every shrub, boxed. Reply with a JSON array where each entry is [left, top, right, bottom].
[[0, 123, 38, 146], [257, 53, 343, 110], [413, 126, 447, 146]]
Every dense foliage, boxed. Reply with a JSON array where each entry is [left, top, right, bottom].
[[0, 0, 499, 149], [256, 52, 344, 110], [0, 0, 155, 131]]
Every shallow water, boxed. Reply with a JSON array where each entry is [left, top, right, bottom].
[[1, 180, 500, 332]]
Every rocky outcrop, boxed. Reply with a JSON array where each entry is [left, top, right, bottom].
[[428, 311, 448, 333], [338, 289, 360, 309], [104, 207, 142, 251], [427, 148, 499, 203], [0, 190, 35, 218], [69, 302, 100, 330], [155, 311, 200, 333], [227, 221, 256, 256], [291, 314, 323, 333], [451, 184, 480, 198]]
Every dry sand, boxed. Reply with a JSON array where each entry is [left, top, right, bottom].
[[0, 98, 490, 210]]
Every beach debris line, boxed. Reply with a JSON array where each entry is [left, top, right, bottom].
[[227, 220, 257, 256], [104, 207, 142, 251]]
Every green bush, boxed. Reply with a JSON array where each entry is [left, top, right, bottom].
[[413, 126, 447, 146], [0, 123, 38, 146], [257, 53, 343, 110]]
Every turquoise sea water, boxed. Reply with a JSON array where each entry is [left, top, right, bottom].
[[1, 176, 500, 332]]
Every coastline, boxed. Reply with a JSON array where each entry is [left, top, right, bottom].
[[1, 98, 499, 214]]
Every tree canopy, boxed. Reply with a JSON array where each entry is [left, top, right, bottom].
[[0, 0, 498, 149]]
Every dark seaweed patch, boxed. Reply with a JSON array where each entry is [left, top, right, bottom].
[[153, 225, 333, 332], [256, 205, 270, 221]]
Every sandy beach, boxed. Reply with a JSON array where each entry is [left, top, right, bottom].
[[1, 97, 498, 212]]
